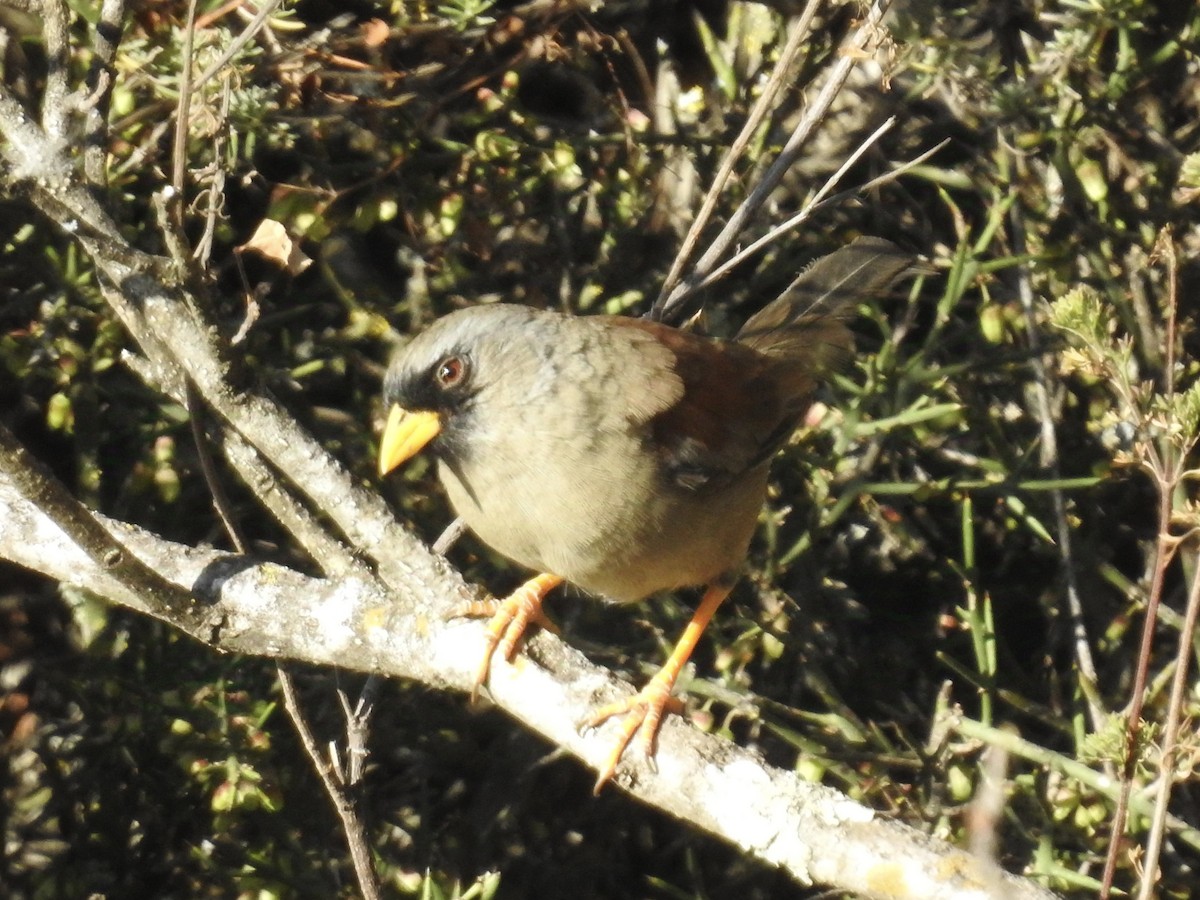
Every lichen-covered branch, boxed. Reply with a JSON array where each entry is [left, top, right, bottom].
[[0, 469, 1055, 900]]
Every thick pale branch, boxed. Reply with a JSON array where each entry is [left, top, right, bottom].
[[0, 472, 1055, 900], [0, 420, 198, 617]]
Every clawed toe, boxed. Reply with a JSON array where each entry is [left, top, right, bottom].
[[587, 679, 686, 793], [452, 574, 563, 698]]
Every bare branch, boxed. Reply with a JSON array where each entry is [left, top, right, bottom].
[[656, 0, 823, 309], [0, 421, 201, 620], [0, 80, 140, 241], [685, 116, 904, 299], [0, 471, 1057, 900], [37, 0, 71, 138], [278, 666, 383, 900], [652, 0, 894, 323], [191, 0, 285, 96], [219, 426, 363, 576], [82, 0, 127, 184]]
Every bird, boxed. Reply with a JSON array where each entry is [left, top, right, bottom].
[[378, 237, 915, 791]]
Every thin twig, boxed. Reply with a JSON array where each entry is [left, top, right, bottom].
[[966, 737, 1009, 897], [191, 0, 285, 96], [1135, 233, 1197, 900], [220, 428, 362, 576], [433, 516, 468, 555], [338, 677, 381, 787], [682, 119, 935, 302], [1004, 143, 1104, 732], [1100, 230, 1197, 899], [161, 12, 245, 553], [193, 77, 232, 268], [657, 0, 822, 307], [171, 0, 199, 230], [278, 667, 383, 900], [652, 0, 893, 323], [1100, 509, 1180, 898], [1139, 547, 1200, 899], [187, 382, 248, 553], [1160, 228, 1179, 406], [82, 0, 127, 185]]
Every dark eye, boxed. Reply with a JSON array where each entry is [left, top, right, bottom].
[[434, 355, 467, 389]]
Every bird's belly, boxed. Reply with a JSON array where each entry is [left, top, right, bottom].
[[569, 511, 757, 602], [440, 456, 766, 602]]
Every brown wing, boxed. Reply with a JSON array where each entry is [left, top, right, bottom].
[[599, 240, 914, 492], [604, 318, 801, 492]]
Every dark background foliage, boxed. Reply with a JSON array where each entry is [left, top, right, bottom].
[[3, 0, 1200, 897]]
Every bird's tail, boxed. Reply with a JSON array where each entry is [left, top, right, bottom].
[[735, 237, 916, 379]]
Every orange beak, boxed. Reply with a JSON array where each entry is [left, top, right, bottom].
[[378, 405, 441, 476]]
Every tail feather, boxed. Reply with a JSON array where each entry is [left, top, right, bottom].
[[736, 237, 915, 371]]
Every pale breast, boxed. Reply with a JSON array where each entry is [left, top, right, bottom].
[[440, 446, 767, 603]]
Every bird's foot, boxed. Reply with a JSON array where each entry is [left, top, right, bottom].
[[585, 673, 686, 794], [453, 573, 562, 700]]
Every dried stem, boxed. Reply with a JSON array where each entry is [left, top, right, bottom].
[[171, 0, 199, 216], [1100, 489, 1179, 898], [1100, 231, 1197, 900], [277, 667, 383, 900], [652, 0, 893, 324], [1134, 234, 1196, 900], [684, 120, 936, 300], [37, 0, 71, 138], [191, 0, 284, 96], [1138, 549, 1200, 899], [1004, 145, 1104, 730], [82, 0, 127, 184], [657, 0, 822, 307]]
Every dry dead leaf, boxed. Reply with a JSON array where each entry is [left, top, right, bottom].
[[238, 219, 313, 276]]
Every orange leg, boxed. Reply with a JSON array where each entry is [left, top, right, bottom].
[[587, 581, 733, 793], [456, 573, 563, 700]]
